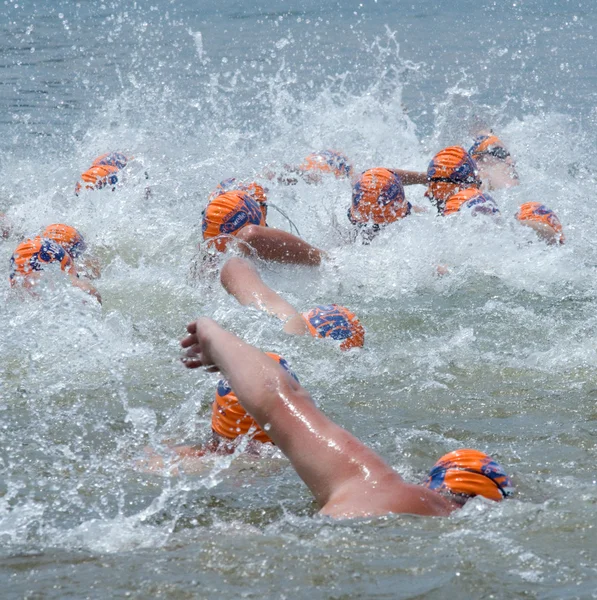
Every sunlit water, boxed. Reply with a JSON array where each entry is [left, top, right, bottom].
[[1, 1, 597, 598]]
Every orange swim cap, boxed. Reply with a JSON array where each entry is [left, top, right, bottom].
[[423, 448, 514, 502], [443, 188, 500, 217], [298, 150, 353, 179], [301, 304, 365, 351], [75, 152, 130, 195], [41, 224, 87, 258], [516, 202, 565, 244], [349, 168, 409, 226], [92, 152, 129, 169], [469, 134, 510, 162], [9, 236, 74, 285], [426, 146, 481, 210], [208, 178, 268, 221], [202, 190, 266, 252], [211, 352, 299, 443]]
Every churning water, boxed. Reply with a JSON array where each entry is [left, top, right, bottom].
[[1, 0, 597, 598]]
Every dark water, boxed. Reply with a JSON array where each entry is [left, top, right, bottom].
[[1, 1, 597, 598]]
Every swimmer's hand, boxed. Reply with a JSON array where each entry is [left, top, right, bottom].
[[180, 317, 221, 371]]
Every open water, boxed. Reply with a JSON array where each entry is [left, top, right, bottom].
[[1, 0, 597, 598]]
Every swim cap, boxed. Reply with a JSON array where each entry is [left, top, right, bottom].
[[426, 147, 481, 208], [208, 178, 268, 221], [443, 188, 500, 217], [92, 151, 130, 170], [469, 134, 510, 161], [516, 201, 565, 244], [349, 168, 409, 226], [212, 352, 299, 443], [298, 150, 353, 179], [423, 448, 514, 502], [301, 304, 365, 351], [41, 224, 87, 258], [75, 165, 120, 195], [75, 152, 130, 195], [10, 236, 74, 285], [202, 190, 266, 252]]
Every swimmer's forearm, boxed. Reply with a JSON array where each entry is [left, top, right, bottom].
[[390, 169, 427, 185]]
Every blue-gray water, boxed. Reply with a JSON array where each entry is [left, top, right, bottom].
[[1, 1, 597, 598]]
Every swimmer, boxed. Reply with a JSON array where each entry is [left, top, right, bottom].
[[9, 236, 101, 302], [202, 189, 326, 266], [262, 150, 354, 185], [41, 223, 102, 279], [74, 151, 131, 195], [469, 132, 519, 190], [516, 202, 565, 245], [442, 187, 500, 218], [220, 256, 365, 350], [348, 167, 411, 242], [425, 146, 483, 215], [181, 318, 514, 517], [150, 352, 300, 473]]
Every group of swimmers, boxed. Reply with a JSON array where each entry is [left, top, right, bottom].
[[3, 131, 564, 518]]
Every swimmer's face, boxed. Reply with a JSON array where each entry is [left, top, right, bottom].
[[477, 155, 519, 190]]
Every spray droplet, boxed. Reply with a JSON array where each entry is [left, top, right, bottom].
[[263, 423, 271, 431]]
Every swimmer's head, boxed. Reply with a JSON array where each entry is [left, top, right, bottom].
[[426, 146, 481, 211], [208, 178, 268, 221], [443, 188, 501, 217], [41, 224, 87, 258], [469, 134, 519, 189], [92, 152, 130, 170], [349, 168, 409, 227], [301, 304, 365, 351], [423, 448, 514, 502], [469, 134, 510, 162], [212, 352, 299, 443], [516, 202, 565, 245], [10, 236, 74, 286], [75, 164, 120, 195], [202, 190, 265, 252], [298, 150, 353, 181]]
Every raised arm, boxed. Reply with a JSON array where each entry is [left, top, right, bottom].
[[181, 318, 456, 518], [220, 257, 308, 335]]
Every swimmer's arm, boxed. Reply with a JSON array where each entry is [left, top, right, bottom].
[[236, 225, 327, 266], [220, 258, 308, 335], [389, 169, 427, 186], [69, 273, 102, 303], [181, 318, 452, 517]]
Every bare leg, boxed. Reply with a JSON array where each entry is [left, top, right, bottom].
[[180, 318, 458, 518], [220, 257, 308, 335], [236, 225, 327, 266]]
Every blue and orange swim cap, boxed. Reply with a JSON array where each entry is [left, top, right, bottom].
[[212, 352, 299, 443], [208, 178, 268, 221], [443, 188, 500, 217], [349, 168, 409, 226], [298, 150, 353, 180], [516, 201, 565, 244], [469, 134, 510, 162], [301, 304, 365, 351], [426, 146, 481, 208], [202, 190, 266, 252], [75, 152, 130, 195], [423, 448, 514, 502], [9, 236, 74, 285], [41, 224, 87, 258]]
